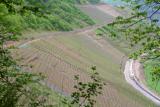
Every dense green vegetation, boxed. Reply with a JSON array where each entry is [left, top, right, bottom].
[[0, 29, 54, 106], [144, 59, 160, 93], [96, 0, 160, 93], [0, 0, 97, 106], [0, 0, 95, 34]]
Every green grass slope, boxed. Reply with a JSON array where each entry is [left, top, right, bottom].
[[144, 59, 160, 94], [0, 0, 95, 34]]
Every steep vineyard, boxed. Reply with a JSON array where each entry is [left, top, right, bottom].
[[12, 33, 155, 107]]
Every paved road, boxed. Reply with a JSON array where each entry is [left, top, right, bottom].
[[124, 59, 160, 106]]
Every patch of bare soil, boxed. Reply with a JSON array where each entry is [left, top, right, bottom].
[[96, 4, 121, 17], [78, 5, 115, 24]]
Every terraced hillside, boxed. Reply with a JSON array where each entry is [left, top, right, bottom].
[[12, 28, 157, 107], [8, 2, 159, 107]]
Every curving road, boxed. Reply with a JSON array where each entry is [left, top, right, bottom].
[[124, 59, 160, 106]]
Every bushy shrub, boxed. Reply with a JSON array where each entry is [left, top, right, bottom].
[[23, 13, 53, 30], [0, 0, 95, 34], [3, 14, 25, 33], [47, 15, 72, 31], [0, 3, 8, 16]]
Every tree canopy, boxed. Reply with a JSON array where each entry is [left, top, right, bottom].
[[96, 0, 160, 93]]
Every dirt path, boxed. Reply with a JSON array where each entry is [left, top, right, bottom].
[[124, 59, 160, 105], [4, 24, 102, 49]]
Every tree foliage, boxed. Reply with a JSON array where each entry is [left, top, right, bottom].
[[0, 0, 98, 106], [96, 0, 160, 92], [0, 0, 95, 33], [0, 25, 53, 106], [151, 65, 160, 90], [63, 66, 105, 107]]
